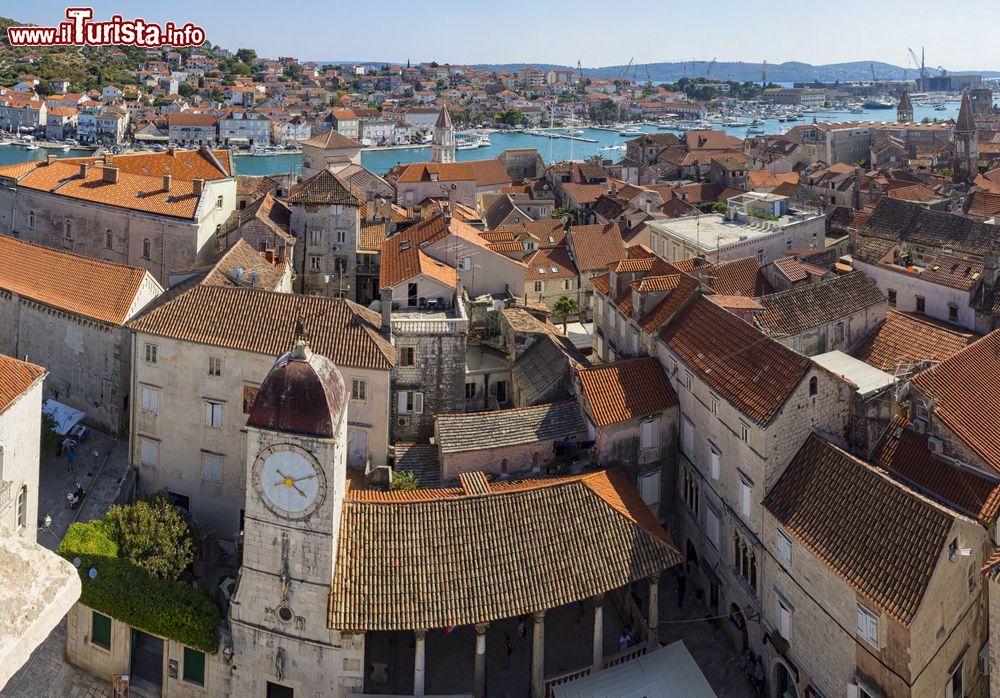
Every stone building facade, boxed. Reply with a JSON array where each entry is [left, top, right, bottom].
[[0, 149, 236, 286], [0, 237, 163, 433]]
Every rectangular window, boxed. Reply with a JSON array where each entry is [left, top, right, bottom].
[[949, 661, 963, 698], [459, 256, 472, 271], [756, 249, 765, 264], [738, 474, 752, 517], [534, 280, 543, 293], [201, 453, 223, 483], [336, 230, 347, 244], [777, 598, 791, 640], [140, 438, 158, 466], [639, 469, 660, 509], [91, 611, 112, 650], [208, 355, 223, 377], [310, 229, 322, 245], [740, 421, 749, 443], [216, 195, 224, 208], [681, 416, 695, 456], [140, 387, 159, 413], [710, 447, 720, 480], [685, 371, 692, 390], [916, 295, 925, 314], [400, 347, 415, 366], [949, 303, 959, 322], [465, 382, 476, 399], [204, 401, 224, 428], [144, 342, 159, 365], [857, 604, 879, 647], [351, 378, 367, 401], [310, 255, 322, 271], [705, 505, 720, 548], [887, 288, 897, 307], [183, 647, 205, 686], [777, 529, 792, 565], [710, 395, 718, 416], [640, 420, 659, 449], [16, 486, 26, 529], [398, 391, 424, 414]]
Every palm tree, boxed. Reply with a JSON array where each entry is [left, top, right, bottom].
[[553, 296, 580, 334]]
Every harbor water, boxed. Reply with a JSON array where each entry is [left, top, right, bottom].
[[0, 103, 961, 178]]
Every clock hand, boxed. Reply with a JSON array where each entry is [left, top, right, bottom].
[[289, 482, 308, 498], [291, 474, 317, 482]]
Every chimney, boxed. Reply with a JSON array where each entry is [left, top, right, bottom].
[[163, 174, 172, 191], [442, 201, 452, 223], [192, 177, 204, 196], [46, 154, 57, 166], [167, 146, 176, 156], [264, 249, 274, 264], [79, 162, 89, 178], [102, 166, 119, 184], [379, 287, 393, 335]]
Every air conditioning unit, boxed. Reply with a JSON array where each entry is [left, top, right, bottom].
[[397, 416, 410, 427], [980, 642, 990, 675], [911, 417, 928, 434], [928, 436, 943, 454]]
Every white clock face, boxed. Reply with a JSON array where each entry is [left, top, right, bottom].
[[257, 448, 324, 516]]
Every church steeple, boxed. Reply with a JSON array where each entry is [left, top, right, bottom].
[[954, 89, 978, 184], [431, 106, 455, 164], [897, 90, 913, 123]]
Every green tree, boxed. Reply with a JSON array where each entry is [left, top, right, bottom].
[[585, 154, 603, 164], [35, 79, 53, 97], [103, 496, 194, 581], [391, 470, 420, 491], [235, 48, 257, 65], [40, 413, 60, 456], [494, 109, 525, 126], [553, 296, 580, 334], [588, 99, 619, 124], [230, 61, 252, 77], [177, 82, 196, 98], [553, 207, 578, 225]]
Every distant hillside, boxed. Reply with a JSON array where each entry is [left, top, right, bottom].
[[473, 60, 1000, 83]]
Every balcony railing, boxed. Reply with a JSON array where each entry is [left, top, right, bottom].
[[391, 317, 469, 335]]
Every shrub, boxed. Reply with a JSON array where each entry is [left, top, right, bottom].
[[104, 495, 194, 581], [391, 469, 420, 491], [59, 515, 219, 652]]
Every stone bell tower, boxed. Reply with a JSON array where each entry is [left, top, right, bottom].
[[896, 90, 914, 123], [229, 340, 363, 697], [954, 89, 979, 184], [432, 106, 456, 164]]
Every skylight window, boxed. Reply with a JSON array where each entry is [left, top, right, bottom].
[[538, 267, 546, 274]]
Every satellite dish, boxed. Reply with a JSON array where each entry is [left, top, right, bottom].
[[88, 567, 98, 579], [247, 271, 260, 286], [233, 266, 245, 280]]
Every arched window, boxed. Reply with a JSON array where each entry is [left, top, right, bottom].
[[28, 210, 34, 230], [808, 376, 818, 397], [105, 229, 113, 249], [63, 220, 72, 240], [142, 238, 151, 259]]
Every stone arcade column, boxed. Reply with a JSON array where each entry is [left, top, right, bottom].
[[648, 575, 660, 649], [531, 610, 546, 698], [414, 629, 427, 696], [592, 594, 604, 671], [474, 623, 488, 698]]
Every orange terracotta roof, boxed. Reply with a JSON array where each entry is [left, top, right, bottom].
[[637, 275, 701, 333], [0, 354, 45, 415], [764, 434, 955, 625], [660, 297, 808, 424], [568, 223, 626, 272], [0, 236, 153, 324], [330, 469, 681, 631], [393, 158, 511, 187], [851, 311, 977, 372], [911, 330, 1000, 474], [13, 161, 207, 219], [874, 418, 1000, 524], [577, 356, 677, 428], [706, 257, 773, 297], [128, 285, 394, 370], [524, 247, 578, 281]]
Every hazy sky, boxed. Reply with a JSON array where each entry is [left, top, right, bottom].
[[13, 0, 999, 70]]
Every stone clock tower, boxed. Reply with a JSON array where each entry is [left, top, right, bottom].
[[229, 340, 364, 697]]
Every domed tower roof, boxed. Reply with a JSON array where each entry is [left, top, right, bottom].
[[247, 340, 347, 438]]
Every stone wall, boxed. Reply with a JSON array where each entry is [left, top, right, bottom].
[[289, 203, 360, 297], [391, 328, 467, 443], [0, 375, 43, 537]]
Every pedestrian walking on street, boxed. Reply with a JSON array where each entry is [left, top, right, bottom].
[[66, 444, 76, 472]]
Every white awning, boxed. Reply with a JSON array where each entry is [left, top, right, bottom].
[[552, 641, 717, 698], [42, 400, 85, 436]]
